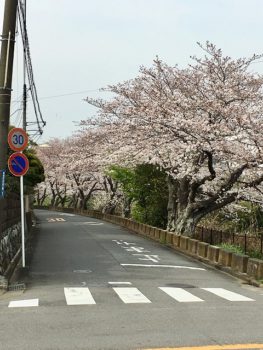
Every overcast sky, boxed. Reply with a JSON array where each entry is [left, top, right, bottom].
[[1, 0, 263, 142]]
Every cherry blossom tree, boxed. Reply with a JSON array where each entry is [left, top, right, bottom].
[[83, 42, 263, 236], [36, 139, 71, 207], [36, 133, 108, 210]]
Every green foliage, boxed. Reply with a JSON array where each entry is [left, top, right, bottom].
[[23, 148, 45, 192], [218, 243, 244, 254], [217, 243, 263, 260], [107, 165, 135, 200], [107, 164, 168, 228]]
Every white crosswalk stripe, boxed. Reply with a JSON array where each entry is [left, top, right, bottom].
[[201, 288, 255, 301], [159, 287, 204, 302], [113, 287, 151, 304], [8, 299, 39, 308], [6, 286, 256, 308], [64, 287, 96, 305]]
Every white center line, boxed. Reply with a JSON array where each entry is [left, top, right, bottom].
[[108, 282, 132, 285], [121, 264, 206, 271]]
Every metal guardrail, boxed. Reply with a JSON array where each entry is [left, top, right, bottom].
[[194, 226, 263, 255]]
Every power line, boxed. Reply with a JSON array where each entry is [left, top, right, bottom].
[[38, 89, 102, 100], [17, 0, 46, 136]]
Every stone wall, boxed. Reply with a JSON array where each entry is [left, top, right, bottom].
[[0, 222, 21, 275], [0, 195, 21, 283]]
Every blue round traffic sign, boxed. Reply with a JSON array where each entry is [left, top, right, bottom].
[[8, 152, 29, 177]]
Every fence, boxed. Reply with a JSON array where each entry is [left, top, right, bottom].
[[194, 226, 263, 255]]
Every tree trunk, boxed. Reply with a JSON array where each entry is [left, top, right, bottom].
[[166, 175, 238, 236], [166, 176, 177, 232], [122, 197, 132, 218]]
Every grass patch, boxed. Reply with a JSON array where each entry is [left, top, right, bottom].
[[217, 243, 263, 260], [218, 243, 244, 254]]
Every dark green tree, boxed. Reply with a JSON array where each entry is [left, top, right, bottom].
[[108, 164, 168, 228]]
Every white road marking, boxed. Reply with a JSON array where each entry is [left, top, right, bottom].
[[64, 288, 96, 305], [57, 213, 75, 217], [202, 288, 255, 301], [133, 254, 161, 262], [124, 246, 150, 253], [73, 269, 92, 273], [47, 218, 65, 222], [91, 223, 104, 226], [108, 282, 132, 285], [121, 264, 206, 271], [74, 222, 104, 226], [8, 299, 39, 308], [112, 239, 124, 245], [159, 287, 204, 302], [113, 287, 151, 304]]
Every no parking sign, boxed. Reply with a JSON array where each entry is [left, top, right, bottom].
[[8, 152, 29, 177]]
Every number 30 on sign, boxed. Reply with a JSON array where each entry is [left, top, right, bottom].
[[8, 128, 29, 152]]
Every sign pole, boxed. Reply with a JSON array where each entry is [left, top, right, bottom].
[[8, 128, 30, 268], [20, 174, 25, 267]]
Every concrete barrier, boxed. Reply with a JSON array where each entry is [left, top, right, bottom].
[[197, 242, 209, 258], [247, 258, 263, 280], [166, 232, 173, 245], [134, 222, 140, 233], [207, 246, 220, 263], [154, 228, 161, 240], [141, 224, 147, 235], [159, 230, 167, 243], [172, 234, 180, 248], [188, 239, 198, 255], [179, 236, 189, 251], [231, 253, 249, 274], [218, 249, 232, 267], [149, 227, 156, 238]]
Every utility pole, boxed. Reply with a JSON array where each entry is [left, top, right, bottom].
[[0, 0, 19, 171], [22, 0, 27, 131]]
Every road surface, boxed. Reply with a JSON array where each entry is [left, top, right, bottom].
[[0, 209, 263, 350]]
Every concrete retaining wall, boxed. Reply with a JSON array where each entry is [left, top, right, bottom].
[[231, 253, 249, 274], [188, 239, 198, 255], [166, 232, 173, 245], [218, 249, 232, 267], [207, 246, 220, 263], [172, 234, 180, 248], [197, 242, 209, 259], [247, 259, 263, 280], [179, 236, 189, 251]]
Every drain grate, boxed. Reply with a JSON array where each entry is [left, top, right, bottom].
[[8, 283, 26, 292]]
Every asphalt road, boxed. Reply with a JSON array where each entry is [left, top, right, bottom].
[[0, 209, 263, 350]]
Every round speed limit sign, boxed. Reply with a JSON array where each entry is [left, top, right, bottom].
[[8, 128, 29, 152]]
